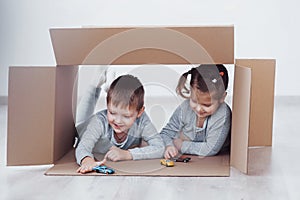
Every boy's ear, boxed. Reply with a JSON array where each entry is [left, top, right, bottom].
[[219, 92, 227, 103], [137, 106, 145, 118]]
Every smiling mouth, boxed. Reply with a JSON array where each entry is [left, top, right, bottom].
[[113, 123, 124, 129]]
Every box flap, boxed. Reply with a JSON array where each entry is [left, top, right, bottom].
[[7, 67, 56, 165], [230, 65, 251, 174], [50, 26, 234, 65], [236, 59, 276, 147]]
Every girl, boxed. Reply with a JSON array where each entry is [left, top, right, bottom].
[[160, 64, 231, 159]]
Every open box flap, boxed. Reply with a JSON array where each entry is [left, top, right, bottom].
[[7, 67, 56, 165], [230, 65, 251, 174], [7, 66, 78, 166], [236, 59, 275, 147], [50, 26, 234, 66]]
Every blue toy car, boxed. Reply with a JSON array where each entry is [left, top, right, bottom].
[[92, 165, 115, 174]]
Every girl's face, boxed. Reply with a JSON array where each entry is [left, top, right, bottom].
[[107, 103, 144, 134], [189, 88, 226, 119]]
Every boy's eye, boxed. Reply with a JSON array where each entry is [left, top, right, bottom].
[[109, 111, 116, 115]]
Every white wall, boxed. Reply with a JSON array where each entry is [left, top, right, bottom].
[[1, 0, 299, 96]]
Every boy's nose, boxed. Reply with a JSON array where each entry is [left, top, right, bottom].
[[114, 115, 122, 123]]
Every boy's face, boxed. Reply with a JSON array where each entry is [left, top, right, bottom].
[[107, 103, 144, 134], [189, 88, 225, 119]]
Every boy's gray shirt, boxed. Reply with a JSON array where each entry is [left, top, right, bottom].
[[160, 99, 231, 156], [75, 110, 165, 165]]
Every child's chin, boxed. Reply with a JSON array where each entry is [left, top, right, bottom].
[[197, 114, 208, 119]]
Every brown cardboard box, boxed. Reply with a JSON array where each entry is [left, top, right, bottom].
[[7, 26, 275, 176]]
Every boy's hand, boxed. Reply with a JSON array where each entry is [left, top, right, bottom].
[[164, 145, 178, 159], [104, 146, 133, 161], [76, 156, 105, 174]]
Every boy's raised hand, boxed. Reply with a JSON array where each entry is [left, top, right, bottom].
[[76, 156, 106, 174], [164, 145, 178, 159], [104, 146, 133, 162]]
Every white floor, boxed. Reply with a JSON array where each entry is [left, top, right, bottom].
[[0, 97, 300, 200]]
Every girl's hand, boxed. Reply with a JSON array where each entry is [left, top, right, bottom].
[[104, 146, 133, 161], [164, 145, 178, 159], [77, 156, 105, 174]]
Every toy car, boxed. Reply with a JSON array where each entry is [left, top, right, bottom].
[[174, 156, 191, 163], [160, 159, 174, 167], [92, 165, 115, 174]]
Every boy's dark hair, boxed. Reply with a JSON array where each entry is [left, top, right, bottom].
[[106, 74, 144, 111], [176, 64, 229, 99]]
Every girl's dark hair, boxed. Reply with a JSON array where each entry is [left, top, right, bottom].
[[176, 64, 229, 99], [106, 74, 144, 111]]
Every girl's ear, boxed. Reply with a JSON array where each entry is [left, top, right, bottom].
[[137, 106, 145, 118], [219, 92, 227, 103]]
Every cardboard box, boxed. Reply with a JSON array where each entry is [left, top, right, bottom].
[[7, 26, 275, 175]]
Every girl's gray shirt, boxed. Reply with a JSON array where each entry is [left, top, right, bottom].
[[75, 110, 165, 165], [160, 99, 231, 156]]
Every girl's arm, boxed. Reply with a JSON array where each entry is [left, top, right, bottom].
[[160, 105, 183, 146], [181, 105, 231, 156]]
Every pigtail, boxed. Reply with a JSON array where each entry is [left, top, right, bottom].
[[176, 69, 192, 99], [216, 64, 229, 90]]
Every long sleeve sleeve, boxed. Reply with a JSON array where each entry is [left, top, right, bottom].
[[181, 104, 231, 156], [160, 104, 184, 146], [128, 114, 165, 160], [75, 114, 112, 165]]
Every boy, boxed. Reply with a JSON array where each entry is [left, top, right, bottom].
[[75, 71, 164, 174]]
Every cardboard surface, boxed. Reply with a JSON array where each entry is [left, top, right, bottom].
[[7, 67, 56, 165], [53, 66, 78, 162], [7, 66, 78, 165], [50, 26, 234, 65], [236, 59, 275, 147], [230, 65, 252, 174], [45, 149, 230, 177]]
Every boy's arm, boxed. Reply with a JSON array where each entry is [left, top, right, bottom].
[[128, 115, 165, 160], [75, 115, 106, 165], [181, 106, 231, 156]]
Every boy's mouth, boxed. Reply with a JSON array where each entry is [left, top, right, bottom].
[[112, 123, 124, 129]]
